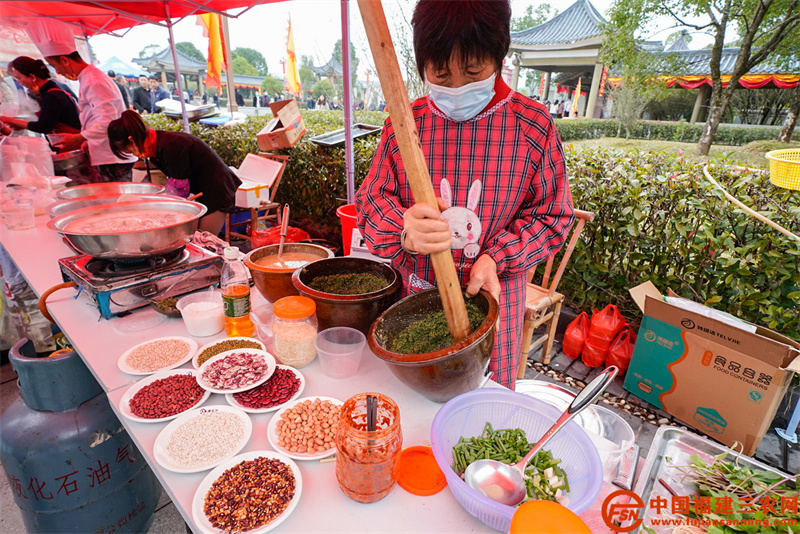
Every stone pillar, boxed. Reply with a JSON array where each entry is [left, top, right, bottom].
[[542, 71, 551, 101], [586, 62, 604, 119], [511, 53, 521, 91], [690, 84, 710, 123]]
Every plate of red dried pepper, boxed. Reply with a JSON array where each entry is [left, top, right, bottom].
[[192, 450, 302, 534], [119, 369, 210, 423], [225, 365, 305, 414], [197, 349, 276, 394]]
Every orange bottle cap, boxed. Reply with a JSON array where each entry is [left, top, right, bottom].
[[397, 446, 447, 496], [273, 296, 316, 319]]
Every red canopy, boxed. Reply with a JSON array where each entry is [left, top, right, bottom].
[[0, 1, 286, 37]]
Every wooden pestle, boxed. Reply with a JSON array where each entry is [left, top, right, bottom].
[[357, 0, 471, 343]]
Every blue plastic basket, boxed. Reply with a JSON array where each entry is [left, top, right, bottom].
[[430, 389, 603, 532]]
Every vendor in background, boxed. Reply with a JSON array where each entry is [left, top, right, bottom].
[[132, 75, 151, 113], [26, 19, 136, 182], [355, 0, 574, 390], [148, 76, 169, 113], [107, 110, 241, 235], [0, 56, 81, 136]]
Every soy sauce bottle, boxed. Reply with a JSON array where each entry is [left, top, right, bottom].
[[221, 246, 255, 337]]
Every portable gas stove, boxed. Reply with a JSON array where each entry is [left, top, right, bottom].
[[59, 243, 224, 319]]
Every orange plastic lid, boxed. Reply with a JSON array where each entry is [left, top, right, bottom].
[[273, 296, 316, 319], [397, 446, 447, 496]]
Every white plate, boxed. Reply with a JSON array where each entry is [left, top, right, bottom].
[[117, 336, 198, 375], [197, 348, 276, 394], [192, 450, 302, 534], [225, 365, 305, 414], [192, 337, 266, 369], [266, 396, 343, 461], [118, 369, 210, 424], [153, 405, 252, 474]]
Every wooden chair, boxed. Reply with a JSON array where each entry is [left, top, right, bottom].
[[517, 209, 595, 378], [224, 153, 289, 244]]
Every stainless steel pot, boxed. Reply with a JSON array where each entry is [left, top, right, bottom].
[[55, 182, 166, 200], [47, 193, 183, 219], [51, 149, 89, 173], [47, 199, 207, 259]]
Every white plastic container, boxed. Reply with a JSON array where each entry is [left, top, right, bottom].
[[177, 291, 225, 337], [0, 199, 35, 231], [314, 327, 365, 379]]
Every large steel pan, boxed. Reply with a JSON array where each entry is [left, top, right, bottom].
[[47, 200, 207, 259], [47, 193, 184, 219], [55, 182, 165, 200]]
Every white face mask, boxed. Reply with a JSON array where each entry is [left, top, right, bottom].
[[427, 75, 496, 122]]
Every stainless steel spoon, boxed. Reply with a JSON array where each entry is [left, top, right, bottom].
[[277, 204, 290, 259], [464, 366, 619, 506]]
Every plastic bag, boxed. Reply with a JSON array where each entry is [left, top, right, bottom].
[[582, 305, 627, 368], [606, 325, 637, 374], [581, 338, 607, 367], [250, 225, 310, 249], [562, 311, 589, 359]]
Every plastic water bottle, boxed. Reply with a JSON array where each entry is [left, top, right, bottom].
[[221, 246, 255, 337]]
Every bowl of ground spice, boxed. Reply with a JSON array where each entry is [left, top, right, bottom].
[[291, 257, 401, 335], [368, 288, 498, 403]]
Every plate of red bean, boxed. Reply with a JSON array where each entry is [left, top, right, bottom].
[[119, 369, 210, 423], [266, 396, 342, 461], [192, 450, 302, 534], [118, 336, 198, 375], [225, 365, 305, 414], [153, 405, 252, 474], [197, 349, 276, 394]]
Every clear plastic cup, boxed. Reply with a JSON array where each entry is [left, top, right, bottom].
[[580, 404, 635, 483], [0, 200, 35, 231], [176, 290, 225, 337], [251, 302, 274, 349], [314, 327, 366, 379]]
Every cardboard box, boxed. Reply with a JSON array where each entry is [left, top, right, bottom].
[[623, 281, 800, 455], [256, 99, 306, 150], [235, 154, 283, 208]]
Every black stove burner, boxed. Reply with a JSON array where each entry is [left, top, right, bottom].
[[84, 247, 186, 279]]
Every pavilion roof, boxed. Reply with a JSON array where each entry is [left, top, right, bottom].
[[510, 0, 605, 46], [132, 46, 207, 70]]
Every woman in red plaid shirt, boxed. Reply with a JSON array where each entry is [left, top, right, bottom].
[[355, 0, 574, 389]]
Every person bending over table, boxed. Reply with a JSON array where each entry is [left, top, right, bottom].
[[354, 0, 574, 390], [0, 56, 81, 136], [107, 110, 241, 235]]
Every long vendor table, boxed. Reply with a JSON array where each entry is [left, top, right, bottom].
[[1, 214, 502, 533]]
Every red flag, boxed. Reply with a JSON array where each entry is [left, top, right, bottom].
[[197, 14, 226, 91]]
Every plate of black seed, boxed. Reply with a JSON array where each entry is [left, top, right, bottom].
[[192, 450, 302, 533]]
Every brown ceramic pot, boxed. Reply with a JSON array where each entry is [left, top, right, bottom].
[[244, 243, 333, 303]]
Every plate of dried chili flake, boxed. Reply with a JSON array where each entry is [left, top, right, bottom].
[[118, 336, 197, 375], [192, 450, 302, 534], [119, 369, 210, 423], [225, 365, 305, 414], [197, 349, 276, 394]]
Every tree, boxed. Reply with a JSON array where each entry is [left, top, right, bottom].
[[176, 42, 205, 63], [299, 66, 316, 93], [665, 30, 692, 48], [232, 56, 259, 77], [511, 4, 557, 31], [138, 44, 162, 59], [234, 47, 267, 76], [333, 39, 360, 74], [312, 79, 334, 99], [605, 0, 800, 155], [261, 75, 284, 96]]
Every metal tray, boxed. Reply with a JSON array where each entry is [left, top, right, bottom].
[[632, 426, 791, 533], [164, 104, 219, 121], [310, 123, 382, 147]]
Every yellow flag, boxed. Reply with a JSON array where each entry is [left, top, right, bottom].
[[570, 77, 581, 116], [197, 14, 226, 91], [285, 16, 301, 97]]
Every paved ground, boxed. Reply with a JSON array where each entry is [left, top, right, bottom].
[[1, 342, 796, 533]]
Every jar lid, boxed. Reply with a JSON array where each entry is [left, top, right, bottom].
[[273, 296, 316, 319], [396, 446, 447, 496], [224, 246, 239, 260]]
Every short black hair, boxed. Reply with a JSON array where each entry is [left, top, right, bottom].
[[411, 0, 511, 81], [149, 75, 159, 81], [107, 110, 148, 160], [9, 56, 50, 80], [107, 70, 116, 77], [139, 74, 148, 79], [46, 51, 83, 62]]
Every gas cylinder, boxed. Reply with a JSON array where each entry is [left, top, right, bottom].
[[0, 338, 161, 533]]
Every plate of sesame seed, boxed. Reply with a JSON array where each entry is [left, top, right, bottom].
[[118, 336, 198, 375], [154, 405, 252, 474], [192, 450, 302, 533]]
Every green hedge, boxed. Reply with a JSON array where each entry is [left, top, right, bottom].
[[564, 146, 799, 339]]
